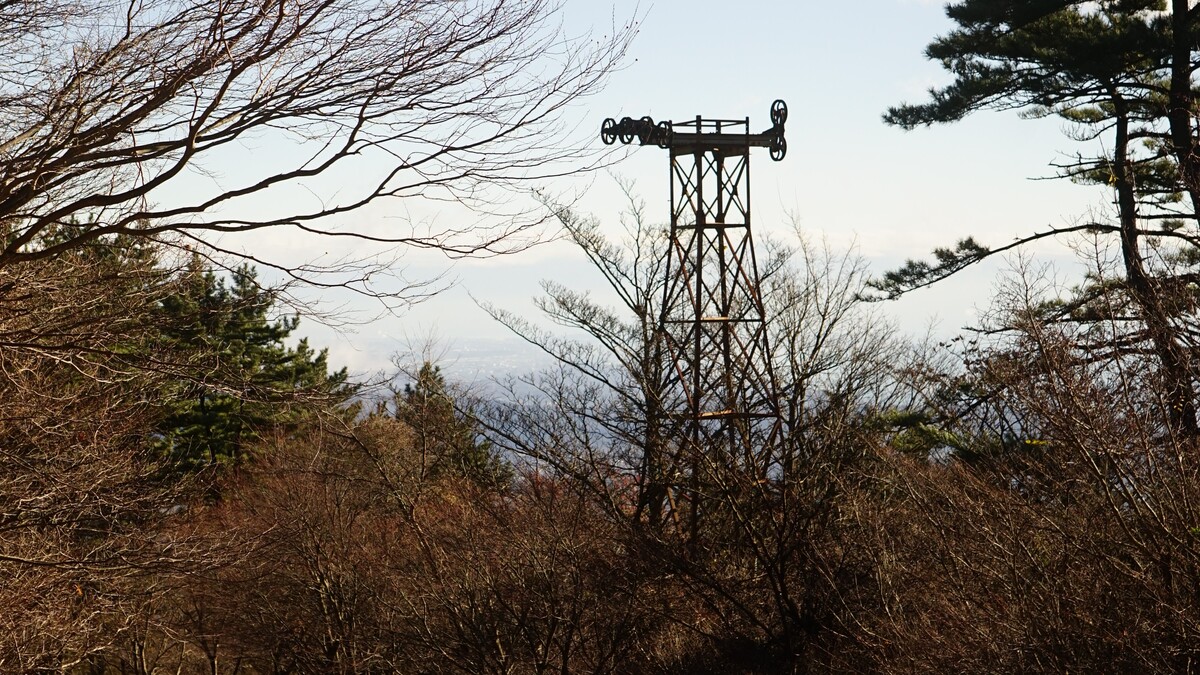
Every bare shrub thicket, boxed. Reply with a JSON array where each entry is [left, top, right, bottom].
[[850, 257, 1200, 673], [0, 235, 354, 670], [0, 240, 217, 670], [481, 202, 911, 672], [99, 416, 664, 674]]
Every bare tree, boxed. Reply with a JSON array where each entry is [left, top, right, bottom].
[[0, 240, 231, 670], [130, 413, 662, 674], [480, 197, 912, 671], [1, 0, 634, 298], [481, 190, 683, 530], [846, 254, 1200, 673], [878, 3, 1200, 440]]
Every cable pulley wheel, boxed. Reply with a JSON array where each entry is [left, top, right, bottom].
[[600, 118, 617, 145], [770, 99, 788, 127]]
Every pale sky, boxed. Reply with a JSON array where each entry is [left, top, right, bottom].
[[248, 1, 1109, 378]]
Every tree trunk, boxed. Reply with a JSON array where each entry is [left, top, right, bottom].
[[1113, 92, 1199, 439]]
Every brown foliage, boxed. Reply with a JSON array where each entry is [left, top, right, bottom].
[[0, 245, 220, 670], [137, 418, 666, 674]]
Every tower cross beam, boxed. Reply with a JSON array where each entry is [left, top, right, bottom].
[[600, 100, 788, 161]]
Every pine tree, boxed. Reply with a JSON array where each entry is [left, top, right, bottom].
[[157, 260, 349, 466], [392, 361, 511, 490], [881, 0, 1200, 439]]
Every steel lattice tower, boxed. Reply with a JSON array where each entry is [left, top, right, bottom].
[[601, 101, 787, 524]]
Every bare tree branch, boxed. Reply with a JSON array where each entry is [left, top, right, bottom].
[[0, 0, 636, 300]]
